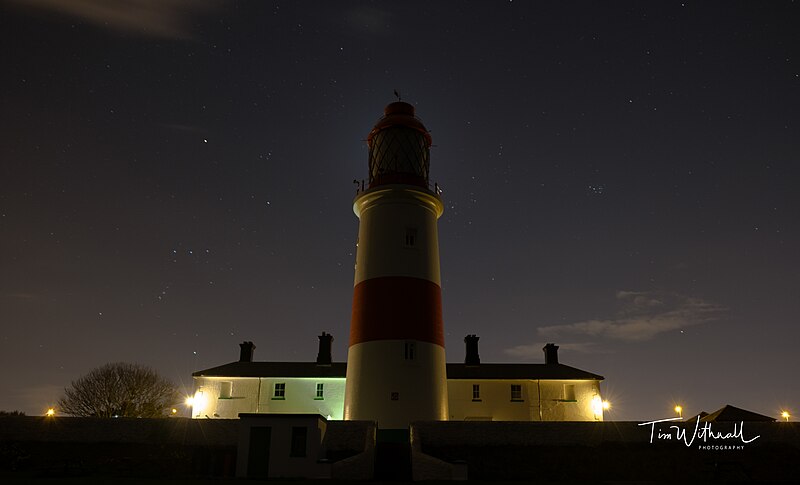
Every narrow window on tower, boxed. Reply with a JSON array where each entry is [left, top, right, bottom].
[[404, 341, 416, 360], [510, 384, 523, 401], [273, 382, 286, 399], [472, 384, 481, 401], [315, 383, 324, 400], [404, 227, 418, 247]]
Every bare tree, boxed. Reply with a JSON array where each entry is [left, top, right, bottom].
[[0, 410, 26, 416], [57, 362, 179, 418]]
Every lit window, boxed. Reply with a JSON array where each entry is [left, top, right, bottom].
[[273, 382, 286, 399], [472, 384, 481, 401], [315, 383, 324, 400], [405, 228, 418, 247], [290, 426, 307, 457], [404, 341, 416, 360], [510, 384, 523, 401]]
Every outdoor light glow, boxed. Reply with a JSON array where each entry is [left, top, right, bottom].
[[674, 405, 683, 418], [591, 396, 604, 417], [171, 408, 178, 415], [782, 411, 790, 422], [602, 400, 611, 410], [188, 390, 206, 417], [45, 408, 55, 417]]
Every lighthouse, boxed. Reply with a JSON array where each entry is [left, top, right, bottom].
[[343, 101, 448, 430]]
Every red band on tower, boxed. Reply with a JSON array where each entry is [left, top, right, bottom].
[[350, 276, 444, 346]]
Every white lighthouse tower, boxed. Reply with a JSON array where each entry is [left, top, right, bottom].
[[343, 101, 448, 430]]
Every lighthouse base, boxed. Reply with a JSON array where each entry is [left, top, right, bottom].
[[344, 340, 448, 429]]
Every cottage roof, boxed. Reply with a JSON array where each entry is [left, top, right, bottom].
[[699, 404, 776, 422], [193, 361, 603, 381], [684, 411, 709, 423], [446, 363, 604, 380], [193, 361, 347, 378]]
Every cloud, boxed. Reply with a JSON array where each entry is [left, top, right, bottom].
[[537, 291, 724, 342], [504, 341, 604, 359], [10, 0, 222, 40]]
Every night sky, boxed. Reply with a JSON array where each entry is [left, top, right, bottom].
[[2, 1, 798, 421]]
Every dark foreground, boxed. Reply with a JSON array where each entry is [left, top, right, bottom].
[[1, 479, 782, 485], [2, 417, 799, 482]]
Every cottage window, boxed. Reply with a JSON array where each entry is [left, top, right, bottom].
[[510, 384, 523, 401], [472, 384, 481, 401], [219, 381, 232, 399], [273, 382, 286, 399], [315, 383, 324, 400], [563, 384, 576, 401]]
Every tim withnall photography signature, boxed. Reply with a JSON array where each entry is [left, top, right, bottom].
[[639, 417, 760, 450]]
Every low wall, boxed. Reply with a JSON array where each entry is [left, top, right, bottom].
[[0, 416, 238, 445], [325, 420, 376, 480], [324, 419, 375, 458], [0, 417, 238, 478], [6, 417, 797, 481], [412, 421, 800, 481], [0, 417, 376, 480]]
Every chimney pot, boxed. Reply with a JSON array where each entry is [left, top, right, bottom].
[[239, 341, 256, 362], [464, 334, 480, 365], [543, 343, 559, 365], [317, 332, 334, 366]]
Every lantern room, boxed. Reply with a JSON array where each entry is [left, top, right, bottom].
[[366, 101, 432, 189]]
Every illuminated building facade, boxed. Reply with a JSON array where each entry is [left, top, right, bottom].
[[191, 337, 605, 422]]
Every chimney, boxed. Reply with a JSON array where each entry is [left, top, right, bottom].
[[543, 343, 559, 365], [239, 341, 256, 362], [464, 334, 480, 365], [316, 332, 333, 366]]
